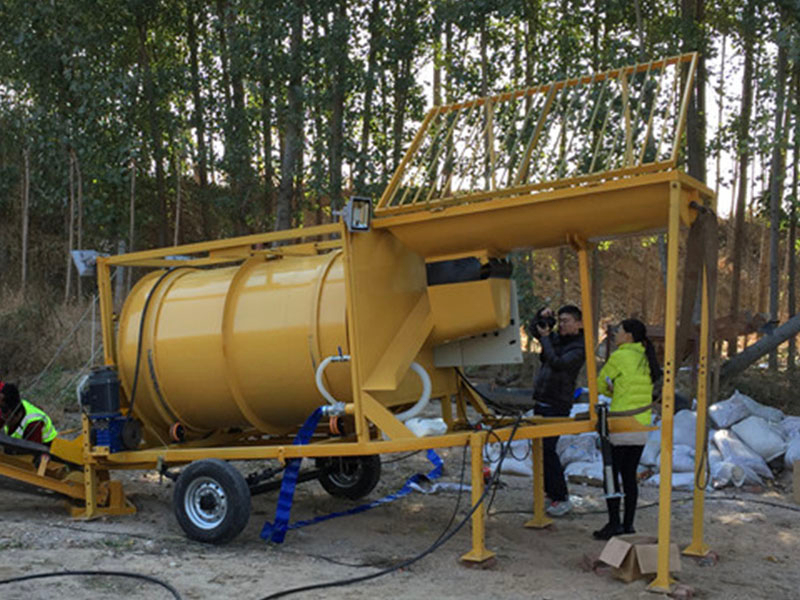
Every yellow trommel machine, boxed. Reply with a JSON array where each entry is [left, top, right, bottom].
[[9, 53, 712, 592]]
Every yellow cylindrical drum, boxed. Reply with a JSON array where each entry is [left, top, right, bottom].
[[117, 251, 350, 440]]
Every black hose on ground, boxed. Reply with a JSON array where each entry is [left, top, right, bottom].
[[0, 570, 182, 599], [258, 415, 525, 600]]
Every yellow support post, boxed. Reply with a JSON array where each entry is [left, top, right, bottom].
[[96, 257, 116, 366], [684, 267, 711, 557], [79, 414, 98, 521], [573, 237, 599, 425], [648, 181, 681, 592], [525, 437, 553, 528], [461, 431, 495, 563]]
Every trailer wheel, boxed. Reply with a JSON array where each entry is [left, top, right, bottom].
[[316, 455, 381, 499], [173, 459, 251, 544]]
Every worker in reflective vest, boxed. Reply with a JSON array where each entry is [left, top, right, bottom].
[[0, 381, 58, 444]]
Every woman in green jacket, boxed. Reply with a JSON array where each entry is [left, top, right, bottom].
[[593, 318, 661, 540]]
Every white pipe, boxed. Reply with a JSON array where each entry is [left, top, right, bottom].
[[75, 373, 90, 408], [315, 354, 350, 406], [396, 362, 432, 422]]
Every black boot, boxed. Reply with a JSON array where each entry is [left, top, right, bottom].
[[592, 522, 624, 540]]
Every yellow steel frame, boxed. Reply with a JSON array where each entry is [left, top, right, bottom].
[[2, 56, 714, 593]]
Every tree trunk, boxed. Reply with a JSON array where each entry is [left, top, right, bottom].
[[187, 7, 208, 188], [357, 0, 380, 192], [137, 15, 168, 247], [714, 33, 726, 199], [728, 2, 755, 357], [328, 0, 346, 211], [758, 224, 769, 314], [720, 312, 800, 382], [128, 157, 136, 295], [768, 15, 789, 370], [75, 150, 83, 298], [789, 66, 800, 371], [682, 0, 706, 182], [275, 0, 303, 232], [21, 148, 30, 294], [65, 149, 75, 303], [174, 152, 182, 246]]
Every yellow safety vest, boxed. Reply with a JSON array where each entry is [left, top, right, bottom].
[[597, 342, 653, 426], [5, 399, 58, 443]]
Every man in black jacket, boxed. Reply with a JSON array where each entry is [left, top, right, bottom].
[[532, 304, 585, 517]]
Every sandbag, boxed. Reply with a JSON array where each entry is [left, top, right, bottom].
[[740, 395, 784, 423], [712, 429, 773, 479], [564, 460, 603, 486], [785, 438, 800, 470], [731, 416, 787, 462], [484, 440, 533, 477], [781, 416, 800, 440], [557, 432, 599, 466], [405, 417, 448, 437], [673, 410, 697, 447], [671, 444, 695, 472], [710, 461, 745, 488], [643, 471, 696, 490], [709, 391, 750, 428], [639, 429, 661, 466]]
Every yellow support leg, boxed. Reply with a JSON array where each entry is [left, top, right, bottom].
[[525, 437, 553, 528], [461, 432, 495, 563], [648, 182, 681, 593], [684, 267, 711, 557], [573, 237, 599, 425]]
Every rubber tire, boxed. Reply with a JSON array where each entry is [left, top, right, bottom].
[[316, 455, 381, 500], [173, 459, 251, 544]]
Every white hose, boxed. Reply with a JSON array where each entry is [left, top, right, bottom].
[[395, 362, 432, 422], [75, 373, 90, 409], [315, 354, 350, 406], [315, 356, 431, 422]]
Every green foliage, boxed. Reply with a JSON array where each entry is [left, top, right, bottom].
[[0, 0, 797, 305], [510, 250, 542, 338]]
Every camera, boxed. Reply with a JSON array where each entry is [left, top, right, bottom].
[[536, 315, 556, 330]]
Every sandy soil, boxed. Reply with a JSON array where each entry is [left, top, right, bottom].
[[0, 446, 797, 600]]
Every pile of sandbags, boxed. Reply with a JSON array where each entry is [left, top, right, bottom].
[[641, 389, 795, 490], [558, 391, 795, 491], [484, 390, 797, 491]]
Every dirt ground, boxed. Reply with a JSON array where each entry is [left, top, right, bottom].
[[0, 446, 797, 600]]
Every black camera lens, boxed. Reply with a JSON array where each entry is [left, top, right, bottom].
[[536, 316, 556, 330]]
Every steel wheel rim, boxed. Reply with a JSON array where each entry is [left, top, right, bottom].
[[185, 476, 228, 530], [327, 458, 363, 488]]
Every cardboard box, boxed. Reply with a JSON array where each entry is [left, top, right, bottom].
[[794, 461, 800, 504], [598, 534, 681, 583]]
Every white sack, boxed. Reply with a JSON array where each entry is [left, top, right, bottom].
[[731, 415, 787, 462], [484, 440, 533, 477], [672, 410, 697, 447], [643, 471, 696, 490], [557, 432, 599, 466], [405, 417, 448, 437], [740, 395, 784, 423], [785, 438, 800, 470], [781, 416, 800, 440], [570, 402, 591, 417], [640, 429, 661, 466], [710, 461, 745, 488], [709, 391, 751, 428], [564, 460, 603, 486], [712, 429, 773, 479], [708, 446, 723, 468], [672, 444, 696, 472]]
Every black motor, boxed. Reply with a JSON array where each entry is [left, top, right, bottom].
[[80, 367, 141, 452]]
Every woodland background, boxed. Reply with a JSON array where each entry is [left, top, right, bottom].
[[1, 0, 800, 406]]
